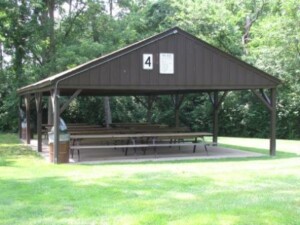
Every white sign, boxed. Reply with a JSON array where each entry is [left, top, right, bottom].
[[160, 53, 174, 74], [143, 54, 153, 70]]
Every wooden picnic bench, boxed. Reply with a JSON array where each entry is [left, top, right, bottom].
[[110, 122, 153, 126], [110, 122, 149, 127], [68, 126, 190, 134], [69, 132, 213, 161], [67, 127, 191, 137], [43, 124, 102, 130]]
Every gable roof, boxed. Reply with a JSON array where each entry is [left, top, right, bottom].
[[18, 27, 281, 96]]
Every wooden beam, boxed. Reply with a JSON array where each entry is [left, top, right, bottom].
[[48, 97, 53, 125], [59, 89, 82, 115], [178, 95, 185, 108], [172, 94, 185, 109], [212, 91, 218, 144], [18, 98, 22, 139], [208, 92, 214, 105], [252, 89, 276, 156], [135, 96, 147, 108], [135, 96, 157, 123], [216, 91, 229, 110], [208, 91, 228, 144], [251, 89, 273, 111], [24, 94, 31, 144], [35, 93, 42, 152], [260, 89, 271, 105], [208, 91, 228, 109]]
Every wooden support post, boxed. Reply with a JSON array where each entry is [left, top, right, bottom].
[[59, 89, 82, 115], [252, 90, 272, 111], [35, 93, 42, 152], [52, 90, 60, 163], [135, 96, 156, 124], [174, 94, 180, 127], [251, 89, 277, 156], [48, 97, 53, 125], [212, 91, 219, 144], [24, 94, 31, 144], [147, 105, 152, 124], [175, 108, 180, 128], [208, 91, 228, 145], [270, 88, 276, 156], [18, 98, 22, 139]]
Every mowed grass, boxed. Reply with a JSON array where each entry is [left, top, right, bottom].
[[0, 133, 300, 225]]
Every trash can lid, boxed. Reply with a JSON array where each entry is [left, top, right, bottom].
[[50, 118, 68, 132]]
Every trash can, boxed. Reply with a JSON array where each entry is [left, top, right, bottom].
[[21, 119, 34, 139], [20, 109, 27, 140], [48, 118, 70, 163], [21, 120, 27, 140]]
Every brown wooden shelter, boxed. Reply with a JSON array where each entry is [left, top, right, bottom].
[[17, 27, 281, 163]]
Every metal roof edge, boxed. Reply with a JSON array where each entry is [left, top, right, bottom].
[[17, 80, 52, 95]]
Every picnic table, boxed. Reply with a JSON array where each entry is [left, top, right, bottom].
[[110, 123, 168, 129], [68, 127, 190, 135], [69, 132, 213, 161]]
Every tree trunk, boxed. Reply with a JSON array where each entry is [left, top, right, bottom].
[[14, 0, 27, 87], [89, 4, 112, 127], [146, 96, 155, 124], [242, 1, 267, 55], [109, 0, 113, 17], [147, 107, 152, 124], [91, 19, 100, 42], [0, 43, 3, 70], [14, 40, 25, 85], [172, 94, 184, 128], [69, 0, 72, 16], [47, 0, 56, 64], [104, 96, 112, 128]]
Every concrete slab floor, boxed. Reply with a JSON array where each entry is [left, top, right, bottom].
[[24, 139, 265, 164]]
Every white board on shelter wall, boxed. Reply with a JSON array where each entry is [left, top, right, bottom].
[[159, 53, 174, 74]]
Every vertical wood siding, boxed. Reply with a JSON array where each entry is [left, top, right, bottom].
[[59, 32, 278, 90]]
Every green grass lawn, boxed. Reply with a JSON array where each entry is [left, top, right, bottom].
[[0, 133, 300, 225]]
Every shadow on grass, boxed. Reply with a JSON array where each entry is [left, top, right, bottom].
[[0, 173, 214, 225], [0, 134, 41, 167], [219, 144, 298, 158], [0, 158, 16, 167], [1, 170, 300, 225]]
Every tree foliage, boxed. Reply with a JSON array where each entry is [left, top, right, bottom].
[[0, 0, 299, 138]]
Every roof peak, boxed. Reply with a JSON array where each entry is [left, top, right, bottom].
[[18, 26, 280, 96]]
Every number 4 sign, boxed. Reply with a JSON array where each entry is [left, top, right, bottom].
[[143, 54, 153, 70]]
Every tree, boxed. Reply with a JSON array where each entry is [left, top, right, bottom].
[[246, 0, 300, 138], [0, 0, 299, 139]]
